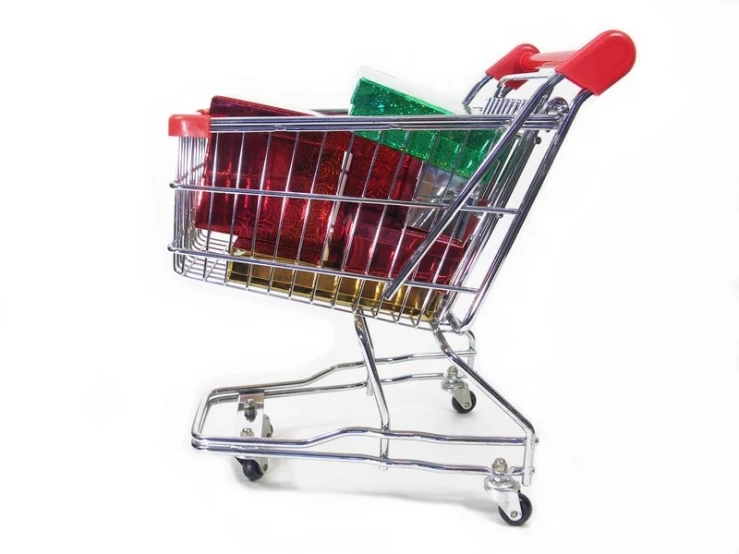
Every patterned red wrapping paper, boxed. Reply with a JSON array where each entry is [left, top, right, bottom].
[[335, 208, 472, 285], [195, 96, 421, 267]]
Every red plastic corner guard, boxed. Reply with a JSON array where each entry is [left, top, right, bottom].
[[486, 30, 636, 95], [168, 109, 211, 138]]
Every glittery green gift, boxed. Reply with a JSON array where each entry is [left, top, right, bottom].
[[350, 77, 504, 179]]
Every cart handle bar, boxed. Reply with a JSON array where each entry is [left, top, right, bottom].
[[486, 30, 635, 95]]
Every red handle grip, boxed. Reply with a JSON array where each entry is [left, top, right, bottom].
[[485, 30, 636, 95]]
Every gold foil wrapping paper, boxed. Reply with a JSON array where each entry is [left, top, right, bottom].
[[227, 251, 443, 322]]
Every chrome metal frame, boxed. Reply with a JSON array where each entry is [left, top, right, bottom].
[[174, 68, 594, 522]]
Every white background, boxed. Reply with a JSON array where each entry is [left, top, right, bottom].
[[1, 1, 738, 552]]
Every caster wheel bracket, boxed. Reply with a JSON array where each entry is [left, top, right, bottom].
[[484, 475, 523, 521], [234, 393, 273, 481], [451, 388, 474, 411]]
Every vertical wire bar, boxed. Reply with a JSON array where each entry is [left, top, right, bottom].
[[331, 133, 384, 309], [246, 132, 273, 290], [316, 140, 354, 305], [185, 137, 193, 236], [355, 314, 390, 462], [224, 133, 247, 284], [267, 132, 302, 293], [394, 258, 421, 325], [396, 243, 427, 327], [355, 132, 413, 316], [180, 136, 189, 257], [306, 134, 331, 303], [226, 134, 247, 250], [309, 135, 341, 304], [414, 130, 475, 323], [173, 138, 184, 272], [307, 133, 353, 304], [188, 138, 198, 250], [179, 138, 186, 233], [202, 133, 220, 279], [289, 132, 330, 300], [182, 135, 198, 276], [417, 205, 473, 323], [339, 134, 384, 270], [177, 137, 183, 181], [386, 131, 442, 323], [191, 138, 205, 248], [180, 136, 187, 251]]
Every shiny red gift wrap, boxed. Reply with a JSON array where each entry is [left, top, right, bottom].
[[196, 96, 422, 267], [196, 97, 341, 265], [334, 204, 471, 285]]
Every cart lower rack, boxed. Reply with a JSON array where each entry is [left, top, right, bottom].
[[169, 31, 635, 525]]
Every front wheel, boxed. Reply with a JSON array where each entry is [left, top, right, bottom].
[[498, 493, 532, 526], [237, 458, 266, 482]]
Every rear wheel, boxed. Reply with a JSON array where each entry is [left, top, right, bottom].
[[237, 458, 266, 482], [451, 391, 477, 414], [498, 493, 532, 526]]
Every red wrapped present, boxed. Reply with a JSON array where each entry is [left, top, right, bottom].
[[196, 96, 421, 267]]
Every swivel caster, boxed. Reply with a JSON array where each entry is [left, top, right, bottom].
[[235, 409, 272, 482], [498, 493, 532, 526], [451, 391, 477, 414], [236, 458, 268, 482], [442, 367, 476, 414], [485, 458, 533, 526]]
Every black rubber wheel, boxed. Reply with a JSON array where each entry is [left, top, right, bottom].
[[451, 391, 477, 414], [498, 493, 532, 526], [237, 459, 265, 482]]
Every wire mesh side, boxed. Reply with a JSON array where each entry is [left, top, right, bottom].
[[170, 95, 567, 329]]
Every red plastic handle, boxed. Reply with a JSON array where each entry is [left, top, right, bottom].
[[485, 30, 636, 95]]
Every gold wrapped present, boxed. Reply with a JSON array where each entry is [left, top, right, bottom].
[[227, 249, 443, 322]]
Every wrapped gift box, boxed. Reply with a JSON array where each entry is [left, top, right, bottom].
[[350, 73, 504, 179], [195, 96, 421, 266]]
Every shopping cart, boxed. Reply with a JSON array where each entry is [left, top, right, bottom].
[[169, 30, 635, 525]]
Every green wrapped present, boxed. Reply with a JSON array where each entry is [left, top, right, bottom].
[[350, 73, 505, 180]]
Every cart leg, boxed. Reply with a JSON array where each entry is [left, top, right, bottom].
[[434, 328, 536, 486], [355, 314, 391, 463]]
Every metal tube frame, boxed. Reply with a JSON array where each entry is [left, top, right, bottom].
[[192, 316, 535, 480]]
